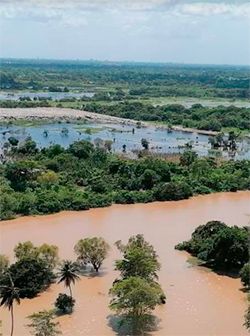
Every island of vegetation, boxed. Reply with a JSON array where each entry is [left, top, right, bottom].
[[176, 220, 250, 332]]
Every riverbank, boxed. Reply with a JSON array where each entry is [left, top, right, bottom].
[[1, 191, 249, 336], [0, 107, 219, 136]]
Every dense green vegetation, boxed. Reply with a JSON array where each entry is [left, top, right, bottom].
[[175, 221, 249, 271], [84, 101, 250, 131], [0, 138, 249, 220], [1, 59, 249, 99], [240, 263, 250, 288]]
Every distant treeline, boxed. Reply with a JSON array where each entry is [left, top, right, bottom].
[[0, 59, 249, 98], [84, 102, 250, 131]]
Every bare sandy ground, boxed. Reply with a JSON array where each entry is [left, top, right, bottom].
[[0, 107, 138, 124], [0, 107, 218, 135]]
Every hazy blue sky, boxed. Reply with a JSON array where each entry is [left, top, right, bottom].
[[0, 0, 249, 65]]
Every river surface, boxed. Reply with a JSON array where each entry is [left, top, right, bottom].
[[1, 121, 249, 159], [0, 191, 249, 336]]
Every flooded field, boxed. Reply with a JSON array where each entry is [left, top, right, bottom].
[[1, 120, 249, 159], [1, 191, 249, 336], [0, 91, 94, 101]]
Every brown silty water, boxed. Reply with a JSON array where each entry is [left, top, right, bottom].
[[0, 191, 249, 336]]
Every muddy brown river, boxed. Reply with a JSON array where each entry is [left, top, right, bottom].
[[1, 191, 250, 336]]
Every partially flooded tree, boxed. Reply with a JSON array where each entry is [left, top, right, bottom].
[[74, 237, 110, 272], [54, 293, 75, 314], [110, 276, 163, 333], [27, 310, 61, 336], [115, 234, 160, 281], [57, 260, 80, 298], [14, 241, 38, 260], [110, 234, 165, 334], [141, 138, 149, 150]]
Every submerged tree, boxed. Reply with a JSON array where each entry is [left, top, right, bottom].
[[57, 260, 80, 297], [54, 293, 75, 314], [175, 221, 249, 270], [115, 234, 160, 281], [141, 138, 149, 150], [74, 237, 110, 272], [110, 276, 163, 333], [110, 234, 165, 334], [2, 257, 54, 299]]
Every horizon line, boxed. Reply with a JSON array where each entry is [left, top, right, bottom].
[[1, 57, 250, 68]]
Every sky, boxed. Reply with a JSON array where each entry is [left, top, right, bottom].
[[0, 0, 250, 65]]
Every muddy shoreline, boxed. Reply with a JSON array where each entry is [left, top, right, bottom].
[[0, 107, 218, 136]]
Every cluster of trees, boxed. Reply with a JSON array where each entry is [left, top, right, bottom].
[[0, 235, 166, 335], [84, 102, 250, 131], [0, 236, 110, 336], [1, 59, 249, 99], [175, 221, 249, 271], [0, 138, 249, 220], [1, 228, 249, 334]]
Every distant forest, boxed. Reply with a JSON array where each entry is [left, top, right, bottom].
[[1, 59, 249, 99]]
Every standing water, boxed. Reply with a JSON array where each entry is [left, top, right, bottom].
[[0, 121, 249, 158]]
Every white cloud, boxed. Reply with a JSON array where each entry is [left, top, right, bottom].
[[176, 2, 250, 17], [0, 0, 250, 27]]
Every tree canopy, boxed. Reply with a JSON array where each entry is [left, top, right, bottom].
[[175, 221, 249, 270], [74, 237, 109, 272]]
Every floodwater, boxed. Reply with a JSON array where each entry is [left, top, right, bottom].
[[0, 191, 250, 336], [1, 121, 249, 159], [0, 91, 94, 101]]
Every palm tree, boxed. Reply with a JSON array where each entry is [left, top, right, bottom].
[[57, 260, 80, 297], [0, 274, 20, 336]]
